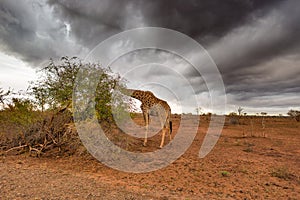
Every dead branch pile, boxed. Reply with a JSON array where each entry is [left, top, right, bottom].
[[3, 110, 82, 156]]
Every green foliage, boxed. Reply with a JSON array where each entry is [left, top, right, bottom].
[[29, 86, 48, 112], [29, 56, 128, 122], [220, 171, 230, 177], [0, 97, 42, 147], [4, 98, 39, 127], [29, 56, 80, 110], [94, 67, 118, 121], [72, 61, 128, 122]]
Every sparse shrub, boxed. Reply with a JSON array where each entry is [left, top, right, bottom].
[[287, 109, 300, 122], [0, 98, 42, 149], [229, 117, 239, 125], [243, 147, 253, 153], [220, 171, 230, 177], [271, 166, 293, 180], [228, 112, 239, 125]]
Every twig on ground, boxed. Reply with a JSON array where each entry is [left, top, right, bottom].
[[5, 144, 28, 153]]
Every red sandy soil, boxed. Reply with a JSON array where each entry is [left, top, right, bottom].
[[1, 116, 299, 199]]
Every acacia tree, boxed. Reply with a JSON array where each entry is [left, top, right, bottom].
[[261, 112, 267, 116], [237, 107, 244, 116], [30, 56, 126, 122], [29, 86, 48, 112], [30, 56, 79, 110], [287, 109, 300, 122], [195, 107, 202, 115]]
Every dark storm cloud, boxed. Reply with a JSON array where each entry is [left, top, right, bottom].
[[177, 0, 300, 106], [46, 0, 126, 48], [0, 0, 288, 66], [0, 0, 85, 66], [207, 0, 300, 99], [211, 0, 300, 72], [136, 0, 283, 44], [47, 0, 283, 46]]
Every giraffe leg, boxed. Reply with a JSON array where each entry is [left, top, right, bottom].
[[143, 124, 148, 146], [160, 128, 166, 148], [143, 110, 149, 146], [158, 109, 166, 148]]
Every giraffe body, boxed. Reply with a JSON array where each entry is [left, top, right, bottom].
[[123, 89, 172, 148]]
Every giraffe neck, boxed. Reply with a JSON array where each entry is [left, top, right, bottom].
[[121, 89, 171, 114], [122, 89, 154, 103]]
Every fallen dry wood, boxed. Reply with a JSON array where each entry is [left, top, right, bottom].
[[5, 144, 28, 153]]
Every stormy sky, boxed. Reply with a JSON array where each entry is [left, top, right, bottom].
[[0, 0, 299, 114]]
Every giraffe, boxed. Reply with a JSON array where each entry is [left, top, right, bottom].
[[122, 88, 172, 148]]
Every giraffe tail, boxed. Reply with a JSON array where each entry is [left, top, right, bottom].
[[169, 121, 172, 134]]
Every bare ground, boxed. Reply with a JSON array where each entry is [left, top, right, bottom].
[[1, 116, 299, 199]]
